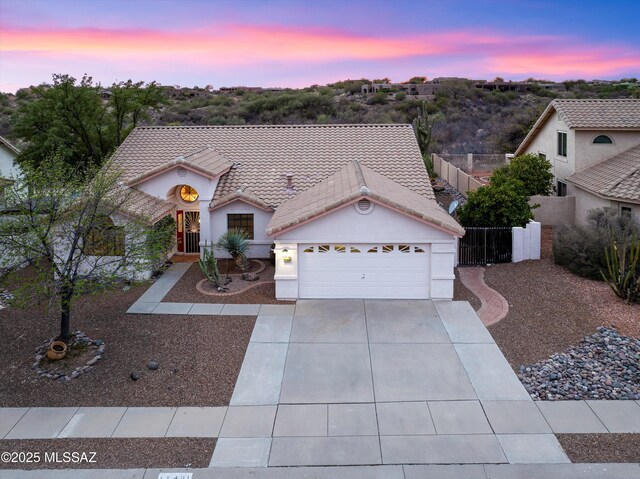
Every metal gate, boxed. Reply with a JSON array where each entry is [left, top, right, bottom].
[[184, 211, 200, 253], [458, 227, 512, 265]]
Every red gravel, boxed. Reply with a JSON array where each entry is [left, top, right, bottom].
[[557, 434, 640, 463], [0, 438, 214, 469], [163, 263, 293, 304], [0, 273, 255, 407]]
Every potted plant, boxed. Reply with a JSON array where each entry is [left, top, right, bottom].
[[47, 341, 67, 360]]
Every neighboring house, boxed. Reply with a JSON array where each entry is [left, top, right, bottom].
[[361, 82, 441, 96], [0, 136, 21, 209], [514, 99, 640, 224], [110, 124, 464, 300]]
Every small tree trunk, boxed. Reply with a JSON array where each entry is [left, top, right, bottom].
[[59, 287, 73, 342]]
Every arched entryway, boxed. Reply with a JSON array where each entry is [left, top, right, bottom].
[[172, 185, 201, 254]]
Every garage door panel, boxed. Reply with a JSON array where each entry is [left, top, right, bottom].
[[298, 243, 430, 299]]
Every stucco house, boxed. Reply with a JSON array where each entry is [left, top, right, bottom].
[[0, 136, 21, 209], [110, 124, 464, 300], [514, 99, 640, 224]]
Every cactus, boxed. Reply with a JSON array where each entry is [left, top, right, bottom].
[[199, 241, 227, 291], [412, 100, 437, 178], [601, 235, 640, 303]]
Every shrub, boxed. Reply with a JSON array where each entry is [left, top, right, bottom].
[[395, 92, 407, 101], [367, 92, 388, 105], [491, 154, 553, 196], [457, 177, 534, 227], [553, 207, 640, 279], [216, 228, 250, 271]]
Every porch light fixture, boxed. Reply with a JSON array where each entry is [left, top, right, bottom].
[[282, 248, 292, 263]]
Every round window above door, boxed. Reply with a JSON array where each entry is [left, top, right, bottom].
[[180, 185, 199, 203]]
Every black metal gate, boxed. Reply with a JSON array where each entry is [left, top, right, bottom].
[[458, 227, 512, 265], [184, 211, 200, 253]]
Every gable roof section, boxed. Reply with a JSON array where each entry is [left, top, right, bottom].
[[124, 146, 233, 186], [111, 124, 432, 207], [210, 186, 273, 212], [266, 160, 464, 237], [120, 187, 176, 223], [0, 136, 20, 155], [566, 144, 640, 204], [515, 99, 640, 156]]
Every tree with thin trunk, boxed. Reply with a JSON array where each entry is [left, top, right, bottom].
[[0, 154, 175, 341]]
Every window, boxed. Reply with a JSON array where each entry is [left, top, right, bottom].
[[85, 216, 125, 256], [382, 244, 394, 253], [303, 246, 314, 253], [334, 245, 346, 253], [621, 206, 632, 217], [538, 152, 546, 161], [227, 214, 254, 239], [414, 246, 426, 253], [398, 244, 411, 253], [557, 132, 567, 157], [318, 244, 330, 253], [557, 180, 567, 197], [350, 246, 361, 253], [593, 135, 613, 144], [180, 185, 199, 203], [367, 246, 378, 253]]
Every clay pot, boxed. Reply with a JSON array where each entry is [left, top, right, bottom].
[[47, 341, 67, 360]]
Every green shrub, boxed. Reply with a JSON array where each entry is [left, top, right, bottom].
[[491, 154, 553, 196], [553, 207, 640, 279], [367, 92, 388, 105], [395, 92, 407, 101], [216, 228, 250, 271], [457, 178, 533, 227]]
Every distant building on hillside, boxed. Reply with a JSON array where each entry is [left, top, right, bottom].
[[361, 81, 441, 96]]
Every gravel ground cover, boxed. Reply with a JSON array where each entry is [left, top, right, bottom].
[[163, 262, 293, 304], [518, 327, 640, 400], [0, 438, 214, 469], [484, 227, 639, 370], [557, 434, 640, 463], [0, 271, 255, 407]]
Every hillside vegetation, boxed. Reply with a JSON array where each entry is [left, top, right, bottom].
[[1, 78, 637, 155]]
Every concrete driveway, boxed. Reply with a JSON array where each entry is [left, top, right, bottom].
[[211, 299, 569, 467]]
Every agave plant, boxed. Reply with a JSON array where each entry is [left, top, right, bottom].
[[601, 234, 640, 304], [216, 228, 251, 273]]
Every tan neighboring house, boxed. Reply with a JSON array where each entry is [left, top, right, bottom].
[[109, 124, 464, 300], [515, 99, 640, 225]]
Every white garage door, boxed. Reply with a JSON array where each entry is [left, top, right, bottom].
[[298, 244, 430, 299]]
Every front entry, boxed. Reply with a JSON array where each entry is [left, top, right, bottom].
[[176, 210, 200, 253]]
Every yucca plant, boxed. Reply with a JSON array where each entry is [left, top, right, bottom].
[[216, 228, 251, 273], [198, 241, 227, 291], [601, 235, 640, 304]]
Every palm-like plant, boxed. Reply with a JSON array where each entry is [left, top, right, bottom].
[[216, 228, 251, 273]]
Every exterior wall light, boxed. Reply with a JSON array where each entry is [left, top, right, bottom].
[[282, 248, 292, 263]]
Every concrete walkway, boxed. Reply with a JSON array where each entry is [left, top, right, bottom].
[[458, 267, 509, 326], [3, 464, 640, 479]]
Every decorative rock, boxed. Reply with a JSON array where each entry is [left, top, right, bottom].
[[131, 371, 141, 381], [147, 360, 159, 371], [86, 356, 100, 366], [518, 327, 640, 401], [242, 272, 258, 281]]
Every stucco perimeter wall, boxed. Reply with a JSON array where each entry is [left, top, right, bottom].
[[272, 201, 458, 300], [530, 195, 576, 226], [210, 201, 273, 258], [432, 154, 483, 198]]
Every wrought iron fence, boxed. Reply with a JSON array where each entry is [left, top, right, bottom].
[[458, 227, 512, 265]]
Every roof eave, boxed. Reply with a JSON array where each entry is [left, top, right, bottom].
[[514, 101, 557, 156], [565, 179, 640, 205], [125, 160, 229, 187]]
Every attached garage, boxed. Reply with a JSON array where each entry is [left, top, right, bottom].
[[266, 161, 465, 301], [298, 244, 430, 299]]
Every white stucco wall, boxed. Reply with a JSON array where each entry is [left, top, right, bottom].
[[522, 111, 575, 183], [210, 201, 274, 258], [570, 184, 640, 226], [272, 201, 458, 301], [0, 144, 20, 179], [574, 130, 640, 172]]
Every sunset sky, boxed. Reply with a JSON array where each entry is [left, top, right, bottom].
[[1, 0, 639, 92]]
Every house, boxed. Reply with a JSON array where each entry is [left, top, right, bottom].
[[0, 136, 21, 209], [110, 124, 464, 300], [514, 99, 640, 224], [361, 82, 441, 97]]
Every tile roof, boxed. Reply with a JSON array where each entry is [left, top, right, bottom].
[[119, 187, 176, 224], [515, 99, 640, 156], [125, 146, 233, 186], [111, 124, 433, 207], [566, 144, 640, 203], [266, 160, 464, 237]]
